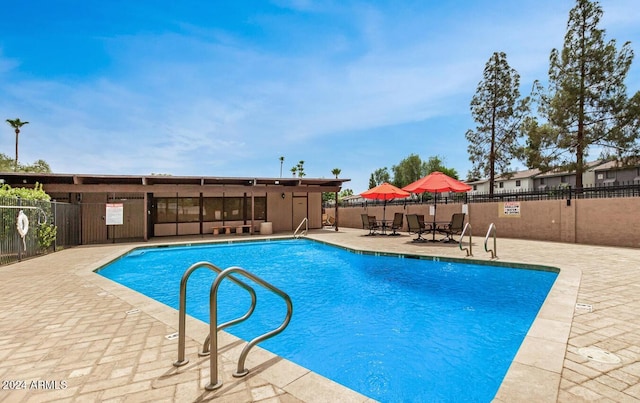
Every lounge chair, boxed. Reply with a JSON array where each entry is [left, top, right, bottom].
[[406, 214, 427, 242], [361, 213, 380, 235], [322, 213, 335, 227], [389, 212, 403, 236], [437, 213, 466, 243]]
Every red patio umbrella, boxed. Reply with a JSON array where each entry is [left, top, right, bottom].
[[402, 171, 472, 193], [360, 182, 410, 223], [402, 172, 471, 241]]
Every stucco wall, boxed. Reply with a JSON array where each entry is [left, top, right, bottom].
[[337, 197, 640, 248], [575, 198, 640, 247], [265, 192, 323, 233]]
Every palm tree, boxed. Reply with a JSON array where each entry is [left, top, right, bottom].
[[6, 118, 29, 172], [296, 160, 305, 177], [330, 168, 341, 231], [279, 156, 285, 177]]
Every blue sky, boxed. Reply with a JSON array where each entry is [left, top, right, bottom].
[[1, 1, 639, 193]]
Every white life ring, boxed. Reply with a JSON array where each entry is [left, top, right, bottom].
[[17, 210, 29, 237]]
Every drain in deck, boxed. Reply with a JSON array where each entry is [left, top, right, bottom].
[[577, 347, 621, 364]]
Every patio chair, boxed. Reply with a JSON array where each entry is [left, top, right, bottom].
[[406, 214, 426, 242], [437, 213, 466, 243], [322, 213, 335, 227], [361, 213, 380, 235], [389, 212, 403, 236]]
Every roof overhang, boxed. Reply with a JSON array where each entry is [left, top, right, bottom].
[[0, 172, 350, 193]]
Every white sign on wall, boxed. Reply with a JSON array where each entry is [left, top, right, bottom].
[[106, 203, 124, 225], [499, 201, 521, 218]]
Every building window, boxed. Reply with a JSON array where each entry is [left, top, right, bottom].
[[247, 197, 267, 220], [540, 178, 545, 185], [223, 197, 244, 220], [156, 198, 177, 223], [499, 182, 504, 188], [157, 196, 267, 224], [606, 170, 616, 179], [156, 197, 200, 223], [515, 180, 521, 187], [203, 198, 224, 221], [473, 185, 477, 191], [179, 198, 200, 222]]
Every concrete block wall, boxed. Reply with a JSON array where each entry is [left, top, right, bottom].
[[335, 197, 640, 248]]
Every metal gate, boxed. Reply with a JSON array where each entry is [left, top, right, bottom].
[[80, 193, 145, 244], [0, 197, 80, 266]]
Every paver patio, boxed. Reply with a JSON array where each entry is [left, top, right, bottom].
[[1, 228, 639, 402]]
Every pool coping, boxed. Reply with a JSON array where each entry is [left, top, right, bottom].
[[77, 235, 372, 402], [309, 233, 580, 402], [83, 233, 579, 402]]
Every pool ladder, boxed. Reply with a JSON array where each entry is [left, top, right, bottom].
[[458, 223, 472, 256], [173, 262, 293, 391], [293, 217, 308, 238], [484, 223, 498, 259]]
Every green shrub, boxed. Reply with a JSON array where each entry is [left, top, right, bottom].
[[37, 223, 57, 251], [0, 182, 57, 252]]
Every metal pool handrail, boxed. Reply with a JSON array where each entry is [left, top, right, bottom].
[[206, 266, 293, 391], [0, 204, 48, 224], [294, 217, 308, 238], [484, 223, 498, 259], [458, 222, 472, 256], [173, 261, 257, 367]]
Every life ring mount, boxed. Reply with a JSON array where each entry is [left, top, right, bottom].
[[17, 210, 29, 237]]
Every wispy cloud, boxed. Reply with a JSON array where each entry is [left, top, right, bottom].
[[1, 0, 638, 191]]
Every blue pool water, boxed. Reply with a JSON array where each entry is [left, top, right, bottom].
[[97, 239, 557, 402]]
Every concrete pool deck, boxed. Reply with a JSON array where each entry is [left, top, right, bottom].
[[1, 228, 639, 402]]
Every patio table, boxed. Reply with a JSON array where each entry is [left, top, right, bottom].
[[426, 221, 450, 242], [377, 220, 392, 235]]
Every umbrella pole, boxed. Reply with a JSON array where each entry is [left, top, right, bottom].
[[383, 200, 386, 223], [381, 199, 386, 235], [431, 194, 437, 242]]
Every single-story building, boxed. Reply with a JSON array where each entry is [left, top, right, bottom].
[[0, 172, 348, 244]]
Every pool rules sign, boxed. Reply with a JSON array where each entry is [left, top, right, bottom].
[[499, 201, 521, 218], [106, 203, 124, 225]]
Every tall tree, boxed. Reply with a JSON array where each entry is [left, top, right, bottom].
[[466, 52, 529, 195], [368, 167, 390, 188], [330, 168, 341, 231], [6, 118, 29, 172], [296, 160, 305, 177], [522, 0, 639, 189], [0, 153, 13, 171], [22, 159, 51, 173], [391, 154, 425, 188], [279, 156, 284, 177], [424, 156, 459, 179], [0, 153, 51, 173]]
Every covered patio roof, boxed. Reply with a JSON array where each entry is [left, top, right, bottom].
[[0, 172, 349, 193]]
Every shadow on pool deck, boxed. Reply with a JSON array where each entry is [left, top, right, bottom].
[[1, 228, 639, 402]]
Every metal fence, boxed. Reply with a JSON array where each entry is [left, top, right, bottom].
[[0, 197, 81, 266], [328, 181, 640, 209], [466, 181, 640, 203]]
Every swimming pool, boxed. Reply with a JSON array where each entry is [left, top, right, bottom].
[[96, 239, 558, 402]]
